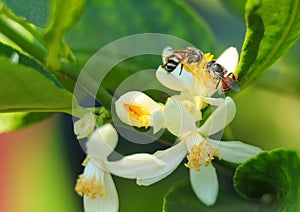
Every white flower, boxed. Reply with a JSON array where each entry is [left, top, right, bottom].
[[156, 47, 239, 97], [115, 91, 165, 133], [136, 97, 262, 206], [74, 111, 96, 139], [114, 90, 210, 131], [75, 124, 119, 212], [75, 124, 166, 212], [75, 161, 118, 212]]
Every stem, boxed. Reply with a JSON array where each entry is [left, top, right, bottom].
[[0, 13, 48, 62]]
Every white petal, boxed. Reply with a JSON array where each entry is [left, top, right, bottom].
[[156, 66, 189, 92], [106, 153, 166, 179], [87, 124, 118, 160], [216, 47, 239, 73], [164, 98, 197, 137], [74, 112, 96, 139], [190, 164, 218, 206], [172, 93, 202, 122], [153, 110, 165, 134], [209, 140, 262, 164], [199, 97, 236, 137], [115, 91, 162, 127], [199, 96, 225, 107], [137, 141, 187, 186], [84, 172, 118, 212]]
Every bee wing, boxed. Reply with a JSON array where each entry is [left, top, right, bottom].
[[229, 82, 240, 92], [216, 47, 239, 73], [222, 79, 240, 92]]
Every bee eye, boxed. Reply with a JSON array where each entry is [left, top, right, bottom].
[[206, 60, 215, 69], [211, 63, 223, 73]]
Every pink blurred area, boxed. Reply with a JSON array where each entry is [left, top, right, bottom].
[[0, 116, 80, 212]]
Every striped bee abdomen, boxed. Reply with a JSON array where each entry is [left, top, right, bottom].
[[162, 52, 185, 72]]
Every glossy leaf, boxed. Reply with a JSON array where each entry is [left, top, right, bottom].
[[234, 149, 300, 211], [0, 112, 52, 133], [0, 57, 74, 112], [236, 0, 300, 84]]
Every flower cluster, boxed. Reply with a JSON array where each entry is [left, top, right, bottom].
[[74, 47, 262, 211]]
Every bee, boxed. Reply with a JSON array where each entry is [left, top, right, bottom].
[[162, 47, 239, 93], [205, 60, 240, 92], [162, 47, 204, 75]]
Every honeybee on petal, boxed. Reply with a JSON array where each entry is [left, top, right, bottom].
[[205, 60, 240, 93], [162, 47, 239, 93]]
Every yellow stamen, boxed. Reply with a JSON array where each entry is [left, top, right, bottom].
[[204, 52, 214, 61], [82, 157, 90, 167], [124, 104, 150, 128], [75, 175, 106, 199], [185, 141, 220, 171]]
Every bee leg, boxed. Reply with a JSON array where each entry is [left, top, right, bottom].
[[215, 79, 221, 90], [179, 64, 183, 75], [162, 62, 167, 68]]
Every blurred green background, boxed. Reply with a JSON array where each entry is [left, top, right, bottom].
[[0, 0, 300, 211]]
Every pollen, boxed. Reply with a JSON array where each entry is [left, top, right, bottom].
[[124, 104, 150, 128], [185, 141, 220, 171], [183, 59, 215, 89], [75, 175, 106, 199]]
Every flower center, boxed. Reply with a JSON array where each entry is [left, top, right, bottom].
[[185, 141, 220, 171], [75, 175, 106, 199], [124, 104, 150, 128]]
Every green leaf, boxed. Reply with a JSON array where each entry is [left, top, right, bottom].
[[0, 41, 61, 87], [0, 57, 74, 113], [234, 149, 300, 211], [0, 112, 52, 133], [44, 0, 86, 69], [236, 0, 300, 85], [2, 0, 51, 26], [66, 0, 215, 61], [163, 169, 269, 212]]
